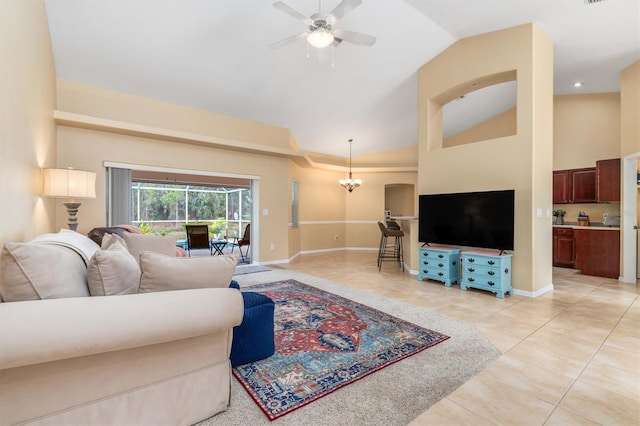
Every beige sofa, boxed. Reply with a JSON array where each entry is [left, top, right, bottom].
[[0, 230, 244, 425]]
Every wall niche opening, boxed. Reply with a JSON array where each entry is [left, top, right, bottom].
[[436, 70, 518, 149]]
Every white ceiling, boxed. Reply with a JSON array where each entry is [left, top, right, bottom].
[[44, 0, 639, 158]]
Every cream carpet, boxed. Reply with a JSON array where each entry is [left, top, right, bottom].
[[196, 269, 500, 426]]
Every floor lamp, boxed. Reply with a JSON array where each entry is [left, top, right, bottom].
[[42, 167, 96, 231]]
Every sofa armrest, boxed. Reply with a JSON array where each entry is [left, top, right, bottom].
[[0, 288, 244, 370]]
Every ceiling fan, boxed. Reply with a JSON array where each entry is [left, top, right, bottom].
[[270, 0, 376, 50]]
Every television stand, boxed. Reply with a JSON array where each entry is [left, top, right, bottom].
[[417, 246, 460, 287], [460, 251, 512, 298]]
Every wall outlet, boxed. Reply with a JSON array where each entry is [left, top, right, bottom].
[[270, 243, 275, 250]]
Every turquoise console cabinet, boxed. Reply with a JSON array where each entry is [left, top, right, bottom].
[[460, 251, 512, 298], [417, 246, 460, 287]]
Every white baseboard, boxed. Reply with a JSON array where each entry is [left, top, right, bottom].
[[512, 283, 554, 298], [260, 247, 378, 266]]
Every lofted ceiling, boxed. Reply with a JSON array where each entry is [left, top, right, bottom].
[[44, 0, 639, 158]]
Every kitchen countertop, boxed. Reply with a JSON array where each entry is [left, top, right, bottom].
[[553, 222, 620, 230], [389, 216, 418, 221]]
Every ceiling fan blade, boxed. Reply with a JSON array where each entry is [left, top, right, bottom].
[[269, 32, 307, 49], [273, 2, 313, 25], [327, 0, 362, 24], [332, 28, 376, 47]]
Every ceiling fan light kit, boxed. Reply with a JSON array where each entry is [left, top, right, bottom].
[[307, 27, 334, 48], [272, 0, 376, 54]]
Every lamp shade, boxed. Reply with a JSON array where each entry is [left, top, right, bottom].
[[42, 168, 96, 199], [307, 28, 334, 48]]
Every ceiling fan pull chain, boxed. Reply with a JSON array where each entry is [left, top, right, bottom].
[[331, 44, 335, 68]]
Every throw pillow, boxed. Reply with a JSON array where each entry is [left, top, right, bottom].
[[138, 251, 237, 293], [87, 240, 141, 296], [0, 242, 89, 302], [101, 232, 127, 250], [123, 233, 177, 265]]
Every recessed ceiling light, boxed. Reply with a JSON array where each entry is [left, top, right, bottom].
[[573, 82, 584, 88]]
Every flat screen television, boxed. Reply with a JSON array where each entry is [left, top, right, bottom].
[[418, 190, 515, 252]]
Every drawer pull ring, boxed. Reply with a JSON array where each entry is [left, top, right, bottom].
[[468, 277, 475, 282], [488, 260, 495, 265], [468, 258, 475, 263], [488, 281, 495, 286], [438, 254, 444, 259], [438, 263, 444, 267], [438, 272, 444, 276], [488, 271, 495, 276], [505, 268, 509, 274], [468, 267, 475, 272], [452, 261, 457, 266]]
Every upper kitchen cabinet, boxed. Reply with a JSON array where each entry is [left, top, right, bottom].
[[571, 168, 597, 203], [596, 158, 621, 202], [553, 171, 571, 203], [553, 168, 596, 204]]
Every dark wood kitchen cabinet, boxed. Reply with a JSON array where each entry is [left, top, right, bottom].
[[553, 227, 575, 267], [573, 229, 620, 278], [596, 158, 621, 202], [553, 171, 571, 203], [571, 168, 597, 203], [553, 168, 596, 204]]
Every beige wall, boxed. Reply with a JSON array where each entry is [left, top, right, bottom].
[[418, 24, 554, 294], [0, 0, 57, 246], [57, 126, 290, 263], [619, 60, 640, 276], [57, 80, 292, 151], [554, 93, 621, 170], [552, 93, 623, 224], [620, 61, 639, 157], [55, 84, 296, 263], [287, 160, 419, 266]]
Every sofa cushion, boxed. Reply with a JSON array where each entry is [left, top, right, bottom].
[[0, 242, 89, 302], [138, 252, 236, 293], [87, 240, 141, 296], [123, 233, 177, 265]]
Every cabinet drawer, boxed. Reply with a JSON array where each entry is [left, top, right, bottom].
[[420, 250, 449, 260], [462, 255, 500, 267], [462, 264, 504, 278], [420, 258, 452, 269], [553, 227, 574, 237], [461, 275, 501, 290], [420, 269, 448, 281]]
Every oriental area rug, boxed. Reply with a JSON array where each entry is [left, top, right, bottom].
[[232, 279, 450, 420]]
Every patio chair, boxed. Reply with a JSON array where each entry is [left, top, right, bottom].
[[231, 224, 251, 263], [185, 224, 212, 256]]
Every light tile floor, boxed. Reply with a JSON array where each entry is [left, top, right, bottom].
[[275, 250, 640, 425]]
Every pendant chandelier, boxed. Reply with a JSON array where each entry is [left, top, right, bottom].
[[339, 138, 362, 192]]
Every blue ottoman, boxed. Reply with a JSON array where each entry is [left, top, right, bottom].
[[230, 290, 275, 367]]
